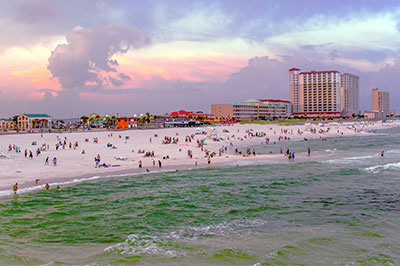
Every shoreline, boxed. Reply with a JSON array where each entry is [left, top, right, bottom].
[[0, 120, 399, 196]]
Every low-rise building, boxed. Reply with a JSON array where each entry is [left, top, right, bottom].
[[17, 114, 51, 131], [292, 111, 342, 120], [0, 118, 15, 131], [364, 110, 385, 119], [212, 98, 291, 121], [117, 117, 138, 129]]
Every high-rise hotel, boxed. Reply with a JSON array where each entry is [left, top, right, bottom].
[[289, 68, 359, 118], [341, 73, 360, 115], [372, 88, 390, 115]]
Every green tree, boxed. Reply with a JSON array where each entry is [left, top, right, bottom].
[[12, 115, 18, 130], [111, 115, 117, 127], [80, 116, 89, 125]]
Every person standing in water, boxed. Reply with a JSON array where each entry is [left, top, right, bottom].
[[45, 183, 50, 190], [13, 183, 18, 194]]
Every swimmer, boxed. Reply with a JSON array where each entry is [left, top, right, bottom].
[[13, 183, 18, 194]]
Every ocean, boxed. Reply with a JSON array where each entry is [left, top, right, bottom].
[[1, 126, 400, 265]]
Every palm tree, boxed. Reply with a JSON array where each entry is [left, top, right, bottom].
[[80, 115, 89, 125], [12, 115, 18, 130], [111, 115, 117, 128]]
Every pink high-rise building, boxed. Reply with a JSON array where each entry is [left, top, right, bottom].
[[289, 68, 341, 116], [289, 68, 300, 113], [372, 88, 390, 116]]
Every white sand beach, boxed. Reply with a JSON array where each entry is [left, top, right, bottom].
[[0, 120, 398, 194]]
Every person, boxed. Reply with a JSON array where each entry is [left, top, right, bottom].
[[158, 160, 162, 168], [45, 183, 50, 190], [13, 183, 18, 194], [35, 179, 40, 184], [208, 156, 211, 165], [45, 156, 49, 165], [308, 147, 311, 156], [53, 157, 57, 166], [381, 151, 384, 157], [153, 160, 155, 167], [56, 185, 61, 191], [138, 160, 142, 168]]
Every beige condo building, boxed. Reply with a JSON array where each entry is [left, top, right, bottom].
[[290, 68, 341, 117], [371, 88, 390, 116], [340, 73, 360, 116]]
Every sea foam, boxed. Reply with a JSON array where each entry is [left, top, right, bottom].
[[364, 162, 400, 174]]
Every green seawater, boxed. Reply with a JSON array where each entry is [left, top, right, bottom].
[[1, 127, 400, 265]]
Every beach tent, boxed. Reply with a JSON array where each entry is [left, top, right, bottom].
[[206, 127, 218, 138], [195, 127, 204, 134]]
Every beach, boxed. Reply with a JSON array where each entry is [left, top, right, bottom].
[[1, 121, 400, 265], [0, 120, 398, 195]]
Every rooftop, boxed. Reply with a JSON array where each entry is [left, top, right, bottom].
[[259, 99, 291, 103], [23, 114, 51, 118], [241, 98, 262, 103], [300, 70, 339, 75]]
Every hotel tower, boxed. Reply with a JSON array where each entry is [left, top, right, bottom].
[[289, 68, 341, 118], [340, 73, 360, 116], [372, 88, 390, 116]]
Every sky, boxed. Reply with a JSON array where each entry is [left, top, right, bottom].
[[1, 0, 400, 117]]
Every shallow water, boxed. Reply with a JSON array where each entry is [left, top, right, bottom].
[[1, 127, 400, 265]]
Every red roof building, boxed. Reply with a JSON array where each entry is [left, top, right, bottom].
[[299, 70, 339, 75], [259, 99, 291, 103]]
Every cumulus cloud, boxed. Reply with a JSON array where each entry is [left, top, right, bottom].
[[368, 50, 400, 102], [13, 0, 59, 23], [47, 24, 151, 94], [108, 76, 124, 87], [119, 73, 131, 81]]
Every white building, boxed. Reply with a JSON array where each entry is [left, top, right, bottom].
[[289, 68, 300, 113], [340, 73, 360, 116], [212, 98, 291, 121], [259, 99, 292, 115]]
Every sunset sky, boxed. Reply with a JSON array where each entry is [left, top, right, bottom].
[[1, 0, 400, 117]]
